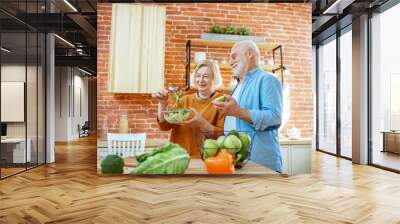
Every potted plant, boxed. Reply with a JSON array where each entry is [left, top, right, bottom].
[[210, 24, 223, 34], [237, 27, 250, 36], [224, 26, 236, 35], [202, 24, 263, 42]]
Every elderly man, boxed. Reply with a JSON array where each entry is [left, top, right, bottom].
[[213, 40, 283, 172]]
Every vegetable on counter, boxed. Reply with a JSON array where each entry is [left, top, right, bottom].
[[204, 149, 234, 174], [216, 135, 226, 148], [223, 135, 242, 154], [132, 143, 190, 174], [234, 132, 251, 168], [136, 143, 177, 163], [203, 139, 219, 159], [202, 131, 252, 171], [238, 132, 251, 149], [101, 155, 124, 174], [228, 130, 240, 138]]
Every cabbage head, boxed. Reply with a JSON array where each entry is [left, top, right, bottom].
[[101, 155, 124, 174], [132, 143, 190, 174]]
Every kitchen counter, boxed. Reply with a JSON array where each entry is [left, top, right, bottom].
[[97, 157, 277, 175], [97, 138, 312, 148], [97, 136, 311, 175], [280, 138, 312, 145], [97, 139, 166, 148]]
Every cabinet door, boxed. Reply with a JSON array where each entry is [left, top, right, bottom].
[[291, 145, 311, 175], [280, 146, 290, 175]]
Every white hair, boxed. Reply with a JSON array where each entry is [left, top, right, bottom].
[[190, 60, 222, 91], [233, 40, 261, 66]]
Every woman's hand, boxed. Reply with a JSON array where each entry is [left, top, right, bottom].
[[151, 88, 169, 107], [177, 108, 214, 132], [178, 108, 202, 127], [152, 88, 169, 122]]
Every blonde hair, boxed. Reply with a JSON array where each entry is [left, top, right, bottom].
[[190, 60, 222, 91]]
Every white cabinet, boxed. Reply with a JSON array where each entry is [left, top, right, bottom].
[[1, 138, 32, 163], [280, 145, 290, 174], [13, 139, 32, 163], [280, 141, 311, 176]]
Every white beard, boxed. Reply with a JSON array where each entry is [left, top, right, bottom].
[[232, 60, 246, 79]]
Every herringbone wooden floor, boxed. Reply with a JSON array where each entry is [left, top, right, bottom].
[[1, 136, 400, 224]]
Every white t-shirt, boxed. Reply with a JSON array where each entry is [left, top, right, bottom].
[[224, 83, 242, 132]]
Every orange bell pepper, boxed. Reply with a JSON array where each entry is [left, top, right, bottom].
[[204, 149, 235, 174]]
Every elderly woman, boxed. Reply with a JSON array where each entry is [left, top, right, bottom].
[[152, 60, 225, 157]]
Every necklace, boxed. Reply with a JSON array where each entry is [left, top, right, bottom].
[[197, 91, 216, 100]]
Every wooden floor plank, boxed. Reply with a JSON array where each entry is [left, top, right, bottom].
[[0, 135, 399, 223]]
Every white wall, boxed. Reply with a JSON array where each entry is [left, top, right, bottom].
[[1, 65, 26, 139], [71, 72, 89, 139], [1, 64, 46, 164], [46, 33, 55, 163], [55, 66, 69, 141], [1, 65, 41, 138], [312, 45, 316, 151], [55, 67, 89, 141]]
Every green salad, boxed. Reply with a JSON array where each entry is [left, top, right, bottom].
[[164, 108, 192, 123]]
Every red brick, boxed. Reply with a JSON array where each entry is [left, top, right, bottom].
[[97, 3, 313, 139]]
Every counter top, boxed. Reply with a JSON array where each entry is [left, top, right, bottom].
[[97, 139, 166, 148], [97, 138, 311, 148], [97, 136, 307, 175], [280, 138, 312, 145], [98, 157, 277, 175]]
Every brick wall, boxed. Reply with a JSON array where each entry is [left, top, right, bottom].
[[97, 3, 313, 140]]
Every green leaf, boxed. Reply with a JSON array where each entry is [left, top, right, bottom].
[[136, 143, 179, 163], [133, 146, 190, 174], [210, 24, 222, 34], [237, 27, 250, 36], [224, 26, 236, 35]]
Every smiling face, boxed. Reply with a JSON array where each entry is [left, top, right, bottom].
[[194, 65, 214, 93], [229, 45, 249, 80]]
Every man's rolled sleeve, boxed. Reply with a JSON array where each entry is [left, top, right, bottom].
[[249, 75, 283, 131]]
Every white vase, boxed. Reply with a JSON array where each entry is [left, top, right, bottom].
[[287, 127, 301, 139]]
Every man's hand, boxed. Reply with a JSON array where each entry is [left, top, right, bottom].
[[212, 94, 241, 116], [212, 94, 253, 124]]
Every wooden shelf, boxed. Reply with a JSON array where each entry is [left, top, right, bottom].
[[190, 63, 281, 72], [189, 39, 279, 51], [185, 38, 284, 90]]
